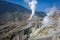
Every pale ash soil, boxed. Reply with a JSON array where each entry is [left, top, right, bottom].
[[0, 16, 43, 40]]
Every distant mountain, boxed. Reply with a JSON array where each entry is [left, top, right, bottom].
[[0, 0, 46, 24], [0, 0, 30, 14], [35, 11, 46, 17]]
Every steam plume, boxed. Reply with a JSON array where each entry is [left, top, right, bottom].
[[42, 5, 57, 26], [24, 0, 37, 20]]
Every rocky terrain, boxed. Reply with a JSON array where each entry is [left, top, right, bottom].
[[1, 0, 60, 40], [28, 7, 60, 40], [0, 0, 46, 40]]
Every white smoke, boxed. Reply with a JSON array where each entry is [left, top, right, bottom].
[[24, 0, 37, 20], [42, 5, 57, 26], [47, 6, 57, 16]]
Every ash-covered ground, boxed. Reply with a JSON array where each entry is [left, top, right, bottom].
[[0, 0, 60, 40]]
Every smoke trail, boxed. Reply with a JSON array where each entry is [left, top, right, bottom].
[[47, 6, 57, 17], [24, 0, 37, 20], [42, 5, 57, 26]]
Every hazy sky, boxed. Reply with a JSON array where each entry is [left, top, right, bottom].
[[6, 0, 60, 12]]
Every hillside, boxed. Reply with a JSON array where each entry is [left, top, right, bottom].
[[0, 0, 46, 24], [0, 0, 46, 40]]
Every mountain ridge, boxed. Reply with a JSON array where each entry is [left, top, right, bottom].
[[0, 0, 46, 24]]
